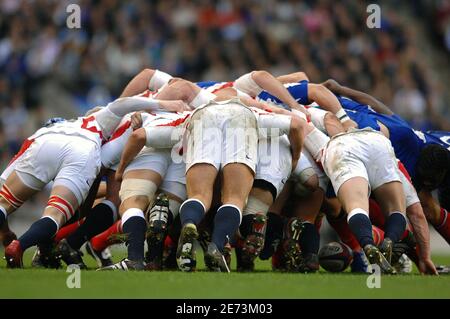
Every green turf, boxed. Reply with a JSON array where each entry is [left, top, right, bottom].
[[1, 248, 449, 299]]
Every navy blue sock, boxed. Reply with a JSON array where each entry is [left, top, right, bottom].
[[67, 202, 115, 250], [180, 199, 205, 226], [384, 212, 407, 243], [123, 216, 147, 262], [19, 217, 58, 251], [260, 212, 284, 260], [212, 205, 241, 252], [0, 206, 6, 228], [299, 222, 320, 255], [348, 211, 374, 248]]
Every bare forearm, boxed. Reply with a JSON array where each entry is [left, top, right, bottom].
[[120, 69, 155, 98], [407, 206, 432, 260], [333, 85, 393, 115], [118, 134, 146, 173], [276, 72, 309, 84]]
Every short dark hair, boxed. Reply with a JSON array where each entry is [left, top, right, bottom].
[[417, 145, 450, 173]]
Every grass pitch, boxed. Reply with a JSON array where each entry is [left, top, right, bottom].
[[0, 248, 449, 299]]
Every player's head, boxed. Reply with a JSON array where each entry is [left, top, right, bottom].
[[417, 144, 449, 190]]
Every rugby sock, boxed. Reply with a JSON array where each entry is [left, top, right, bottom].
[[54, 219, 85, 243], [66, 201, 116, 250], [239, 214, 254, 238], [90, 220, 122, 252], [212, 205, 241, 252], [0, 206, 6, 228], [299, 221, 320, 255], [434, 208, 450, 245], [384, 212, 407, 243], [179, 199, 205, 226], [327, 210, 361, 251], [122, 208, 146, 262], [19, 216, 58, 251], [347, 209, 374, 248], [372, 225, 385, 246], [369, 198, 386, 228], [260, 212, 284, 259]]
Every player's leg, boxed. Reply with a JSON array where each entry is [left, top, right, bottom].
[[372, 181, 407, 263], [177, 163, 218, 271], [0, 171, 39, 228], [6, 184, 78, 268], [100, 169, 162, 270], [176, 106, 221, 271], [62, 170, 118, 265]]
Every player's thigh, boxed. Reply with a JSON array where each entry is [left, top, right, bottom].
[[185, 163, 218, 211], [366, 134, 401, 190], [372, 181, 406, 214], [337, 177, 370, 213], [119, 169, 163, 213], [54, 139, 101, 206], [323, 139, 368, 202], [256, 136, 291, 199], [44, 184, 80, 226], [222, 163, 254, 210], [0, 171, 39, 214]]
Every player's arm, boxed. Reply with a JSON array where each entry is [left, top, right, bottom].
[[406, 201, 438, 275], [120, 69, 173, 97], [110, 96, 189, 115], [234, 70, 310, 120], [276, 71, 310, 84], [321, 79, 394, 115], [307, 83, 358, 131], [115, 129, 146, 182]]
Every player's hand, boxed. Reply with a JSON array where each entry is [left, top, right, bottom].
[[418, 258, 439, 275], [158, 100, 190, 112], [292, 104, 311, 122], [131, 112, 143, 130], [321, 79, 341, 93], [342, 119, 358, 131]]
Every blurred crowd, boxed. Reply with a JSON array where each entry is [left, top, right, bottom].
[[0, 0, 449, 172]]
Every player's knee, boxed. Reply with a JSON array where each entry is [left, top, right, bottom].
[[45, 195, 76, 225], [120, 195, 150, 213], [0, 184, 24, 213]]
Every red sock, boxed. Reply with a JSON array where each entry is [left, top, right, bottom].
[[54, 218, 85, 243], [369, 199, 385, 228], [90, 220, 122, 252], [372, 225, 385, 246], [435, 208, 450, 245], [327, 212, 361, 251]]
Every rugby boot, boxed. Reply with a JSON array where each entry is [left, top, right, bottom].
[[282, 217, 304, 272], [176, 223, 198, 272], [145, 193, 170, 270], [237, 213, 267, 272], [55, 238, 87, 269], [364, 244, 396, 275], [97, 258, 144, 271], [379, 238, 393, 264], [4, 240, 23, 268], [204, 242, 230, 273]]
